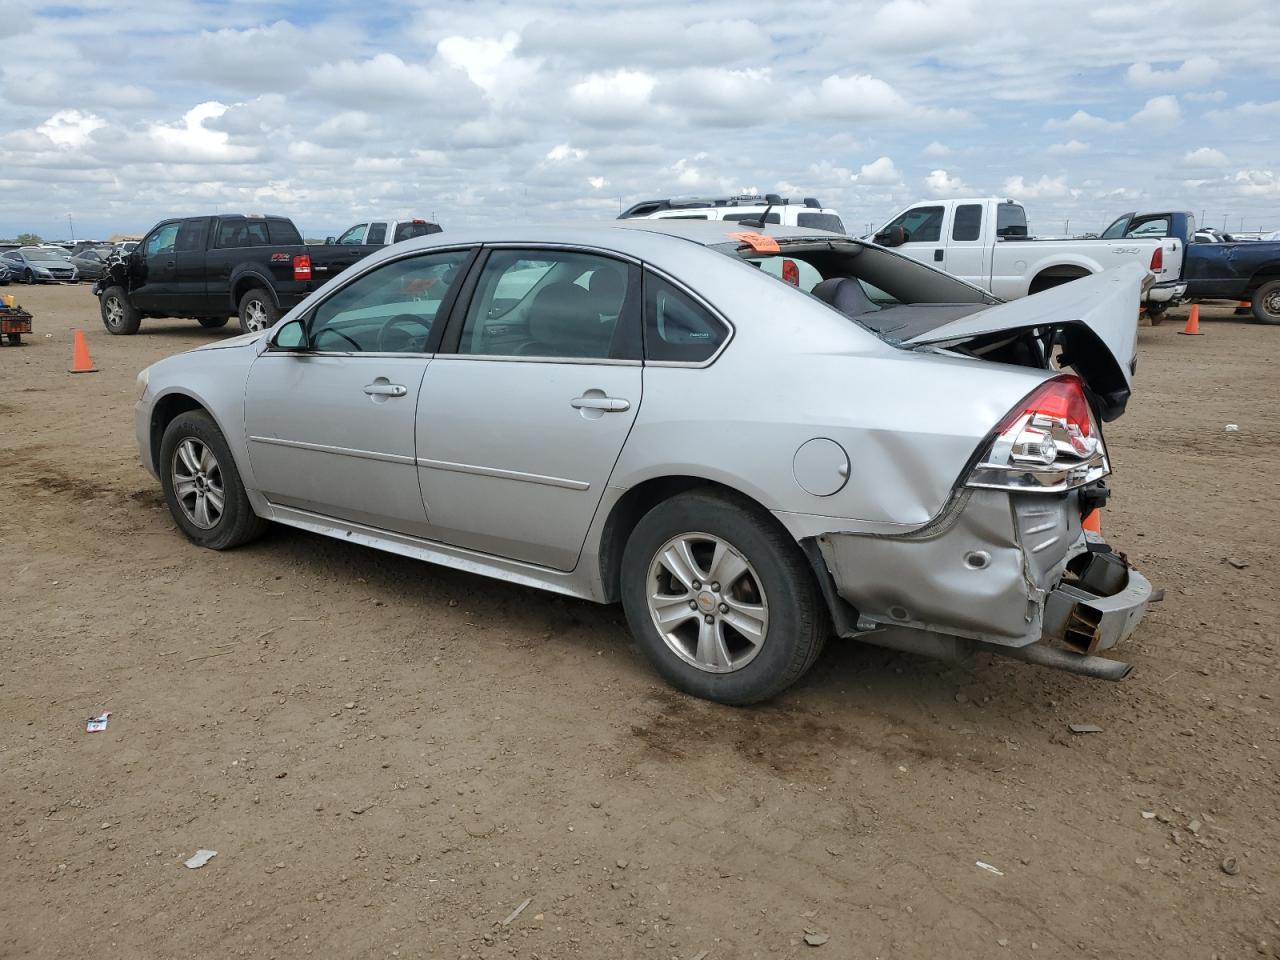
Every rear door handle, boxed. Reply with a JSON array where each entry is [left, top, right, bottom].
[[933, 249, 944, 262], [363, 382, 407, 397], [570, 395, 630, 412]]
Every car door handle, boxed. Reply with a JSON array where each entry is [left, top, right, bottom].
[[363, 382, 407, 397], [570, 395, 630, 412], [933, 249, 943, 262]]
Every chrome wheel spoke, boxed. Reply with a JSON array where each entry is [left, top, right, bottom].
[[177, 440, 201, 474], [205, 486, 225, 515], [659, 539, 702, 591], [193, 493, 211, 527], [651, 592, 696, 628], [174, 478, 198, 499], [198, 445, 216, 473], [722, 597, 767, 646]]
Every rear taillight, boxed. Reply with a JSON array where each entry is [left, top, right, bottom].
[[967, 375, 1108, 492], [1149, 246, 1163, 272], [782, 259, 800, 286], [293, 254, 312, 281]]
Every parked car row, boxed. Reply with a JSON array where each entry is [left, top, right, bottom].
[[1, 247, 80, 283]]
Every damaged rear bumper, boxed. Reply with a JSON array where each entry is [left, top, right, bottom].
[[791, 489, 1153, 681], [1147, 279, 1187, 304]]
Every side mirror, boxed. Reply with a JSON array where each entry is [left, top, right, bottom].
[[874, 225, 906, 247], [325, 236, 336, 245], [271, 318, 308, 351]]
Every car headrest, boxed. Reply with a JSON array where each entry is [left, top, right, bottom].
[[527, 282, 598, 356], [587, 267, 626, 316], [811, 277, 880, 317]]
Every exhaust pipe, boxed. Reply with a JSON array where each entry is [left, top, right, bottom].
[[981, 640, 1133, 681]]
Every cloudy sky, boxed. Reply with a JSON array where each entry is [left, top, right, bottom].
[[1, 0, 1277, 241]]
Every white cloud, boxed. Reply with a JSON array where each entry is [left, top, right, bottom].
[[1004, 174, 1074, 200], [1045, 110, 1121, 133], [569, 70, 657, 126], [436, 32, 539, 105], [922, 141, 951, 158], [1048, 139, 1089, 155], [924, 169, 969, 198], [37, 111, 105, 148], [1183, 146, 1228, 167], [588, 176, 607, 190], [546, 144, 586, 163], [1127, 56, 1218, 89], [655, 68, 772, 126], [1130, 95, 1181, 126], [804, 74, 970, 123], [1206, 99, 1280, 122], [854, 156, 903, 186], [865, 0, 981, 51]]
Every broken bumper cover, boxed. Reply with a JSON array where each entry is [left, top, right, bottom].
[[798, 490, 1152, 680]]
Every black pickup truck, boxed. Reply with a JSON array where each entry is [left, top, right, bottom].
[[93, 214, 381, 335]]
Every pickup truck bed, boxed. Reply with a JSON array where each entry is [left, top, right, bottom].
[[93, 214, 382, 335]]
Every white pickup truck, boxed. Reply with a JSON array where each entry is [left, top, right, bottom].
[[327, 217, 442, 247], [872, 198, 1186, 306]]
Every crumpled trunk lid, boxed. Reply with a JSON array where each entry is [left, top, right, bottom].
[[905, 262, 1147, 421]]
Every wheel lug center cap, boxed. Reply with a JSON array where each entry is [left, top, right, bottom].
[[696, 591, 717, 613]]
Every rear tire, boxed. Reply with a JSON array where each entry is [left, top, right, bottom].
[[1251, 280, 1280, 325], [159, 411, 268, 550], [100, 286, 142, 335], [198, 316, 230, 329], [1145, 303, 1167, 325], [620, 490, 827, 705], [238, 289, 279, 334]]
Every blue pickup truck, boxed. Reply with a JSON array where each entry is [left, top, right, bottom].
[[1102, 211, 1280, 324]]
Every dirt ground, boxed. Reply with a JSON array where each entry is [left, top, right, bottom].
[[1, 285, 1276, 960]]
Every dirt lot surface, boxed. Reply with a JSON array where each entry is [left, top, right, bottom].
[[1, 286, 1277, 959]]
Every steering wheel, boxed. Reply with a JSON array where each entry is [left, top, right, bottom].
[[377, 314, 432, 352], [312, 328, 362, 351]]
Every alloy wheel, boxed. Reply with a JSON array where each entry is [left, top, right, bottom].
[[244, 300, 269, 332], [171, 437, 225, 529], [104, 296, 124, 330], [646, 532, 769, 673]]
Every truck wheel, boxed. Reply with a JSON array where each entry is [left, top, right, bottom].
[[100, 286, 142, 335], [198, 317, 230, 329], [159, 411, 269, 550], [238, 289, 279, 334], [620, 490, 827, 705], [1251, 281, 1280, 325], [1145, 303, 1167, 324]]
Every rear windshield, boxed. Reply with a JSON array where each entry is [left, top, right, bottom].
[[796, 212, 846, 233], [268, 219, 302, 244], [394, 221, 438, 242], [996, 203, 1028, 238], [722, 211, 781, 224]]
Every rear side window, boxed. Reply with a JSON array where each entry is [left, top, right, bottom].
[[175, 218, 209, 253], [797, 212, 846, 233], [644, 272, 727, 363], [394, 221, 437, 241], [267, 219, 302, 244], [215, 220, 270, 248], [367, 222, 388, 244], [952, 204, 982, 241], [996, 203, 1028, 238]]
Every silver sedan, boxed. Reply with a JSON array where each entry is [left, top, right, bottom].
[[134, 221, 1152, 704]]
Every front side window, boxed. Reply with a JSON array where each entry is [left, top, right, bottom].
[[145, 223, 180, 258], [1101, 216, 1127, 240], [336, 224, 367, 245], [456, 250, 634, 359], [308, 249, 470, 353], [644, 272, 727, 363], [952, 204, 982, 242], [367, 222, 388, 245], [884, 206, 943, 243]]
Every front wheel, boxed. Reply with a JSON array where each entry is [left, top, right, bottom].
[[620, 490, 827, 705], [23, 269, 35, 284], [238, 289, 279, 334], [198, 316, 230, 329], [1251, 280, 1280, 325], [100, 285, 142, 335], [159, 411, 269, 550]]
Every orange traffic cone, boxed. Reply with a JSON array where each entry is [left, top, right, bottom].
[[69, 329, 98, 373], [1178, 303, 1203, 336], [1082, 509, 1102, 533]]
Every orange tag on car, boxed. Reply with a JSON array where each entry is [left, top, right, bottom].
[[727, 231, 780, 254]]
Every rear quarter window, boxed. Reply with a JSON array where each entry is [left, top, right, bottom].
[[644, 272, 728, 363]]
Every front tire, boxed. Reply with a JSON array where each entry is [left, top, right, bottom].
[[620, 490, 827, 705], [100, 285, 142, 335], [1251, 281, 1280, 325], [23, 269, 34, 284], [159, 411, 268, 550], [198, 316, 230, 329], [238, 289, 279, 334]]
